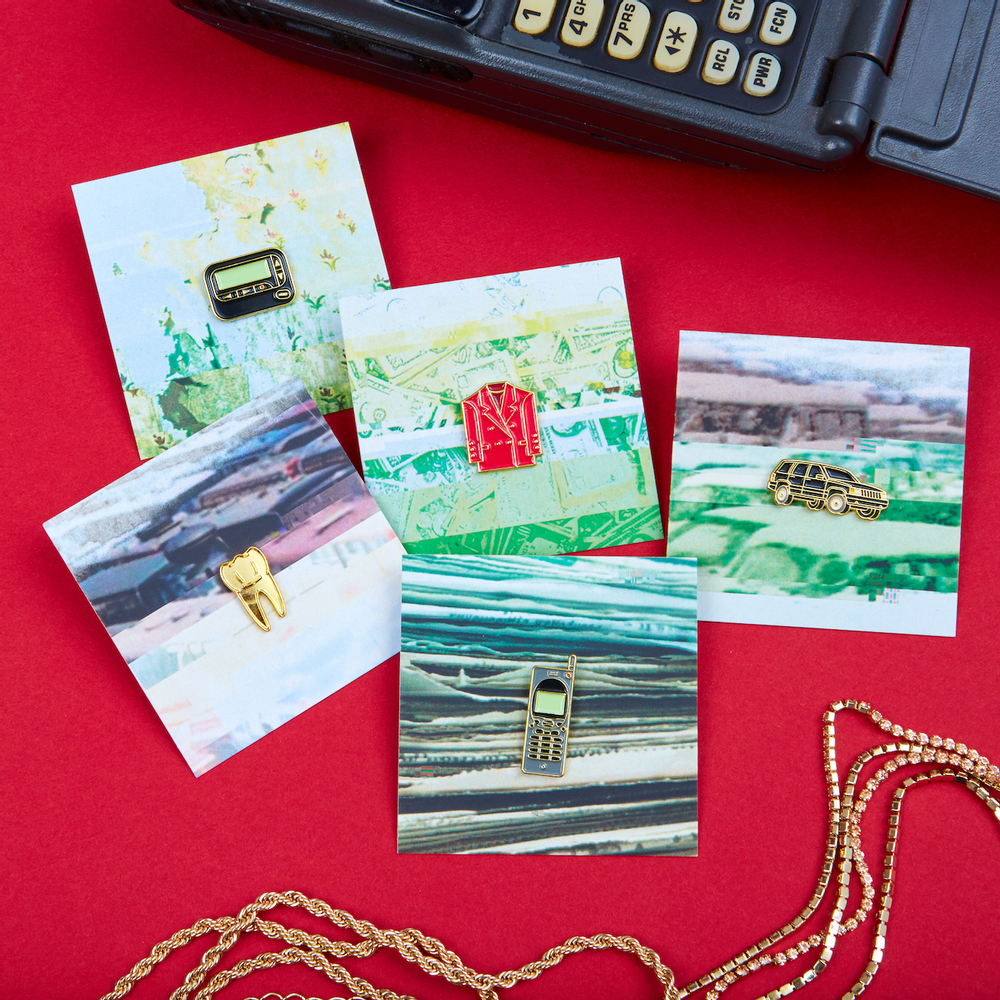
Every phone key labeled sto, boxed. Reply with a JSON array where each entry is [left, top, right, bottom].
[[718, 0, 755, 33]]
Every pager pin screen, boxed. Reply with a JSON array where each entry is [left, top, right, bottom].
[[215, 258, 272, 290], [533, 689, 566, 716]]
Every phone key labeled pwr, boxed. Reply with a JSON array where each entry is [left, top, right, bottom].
[[560, 0, 605, 47], [653, 11, 697, 73], [514, 0, 557, 34], [607, 1, 650, 60], [744, 51, 781, 95]]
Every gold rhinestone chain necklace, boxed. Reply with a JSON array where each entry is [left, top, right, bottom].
[[100, 700, 1000, 1000]]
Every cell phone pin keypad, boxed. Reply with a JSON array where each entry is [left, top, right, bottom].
[[505, 0, 814, 114]]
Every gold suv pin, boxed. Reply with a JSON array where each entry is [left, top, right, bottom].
[[219, 546, 286, 631]]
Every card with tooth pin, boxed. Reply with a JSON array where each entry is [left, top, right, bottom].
[[43, 378, 405, 777], [218, 546, 287, 632]]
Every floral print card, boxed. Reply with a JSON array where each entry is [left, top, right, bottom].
[[73, 123, 389, 458], [339, 259, 663, 556]]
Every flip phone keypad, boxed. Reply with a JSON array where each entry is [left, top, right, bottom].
[[506, 0, 813, 113]]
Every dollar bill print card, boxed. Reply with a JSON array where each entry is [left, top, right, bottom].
[[399, 554, 698, 855], [667, 331, 969, 636], [339, 259, 662, 555], [44, 379, 404, 776], [73, 123, 389, 459]]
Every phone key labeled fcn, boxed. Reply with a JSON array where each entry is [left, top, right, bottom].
[[607, 1, 650, 60], [760, 2, 796, 44], [513, 0, 557, 34], [560, 0, 605, 46]]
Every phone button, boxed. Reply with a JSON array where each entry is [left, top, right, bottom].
[[702, 39, 740, 85], [744, 51, 781, 95], [514, 0, 557, 35], [760, 2, 795, 44], [606, 1, 650, 60], [718, 0, 754, 33], [652, 11, 697, 73], [560, 0, 605, 46]]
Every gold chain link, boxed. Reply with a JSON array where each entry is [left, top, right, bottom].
[[99, 892, 679, 1000], [100, 700, 1000, 1000]]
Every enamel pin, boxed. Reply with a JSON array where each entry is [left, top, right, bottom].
[[461, 381, 542, 472], [767, 460, 889, 520], [204, 248, 295, 321], [521, 655, 577, 777], [219, 546, 286, 631]]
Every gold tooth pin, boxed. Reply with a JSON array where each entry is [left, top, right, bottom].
[[219, 546, 286, 631]]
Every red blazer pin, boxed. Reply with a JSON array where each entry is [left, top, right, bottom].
[[461, 381, 542, 472]]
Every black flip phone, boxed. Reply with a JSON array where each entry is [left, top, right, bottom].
[[172, 0, 1000, 202]]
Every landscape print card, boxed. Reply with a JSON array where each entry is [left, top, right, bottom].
[[44, 379, 404, 776], [73, 123, 389, 459], [398, 554, 698, 856], [667, 331, 969, 636], [339, 259, 662, 556]]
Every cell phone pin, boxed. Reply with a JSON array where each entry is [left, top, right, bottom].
[[521, 655, 578, 777]]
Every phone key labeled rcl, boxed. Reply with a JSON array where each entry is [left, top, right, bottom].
[[760, 2, 796, 44], [744, 50, 781, 95], [718, 0, 755, 33], [702, 38, 740, 85], [560, 0, 605, 46], [653, 11, 697, 73], [514, 0, 557, 35], [607, 1, 650, 59]]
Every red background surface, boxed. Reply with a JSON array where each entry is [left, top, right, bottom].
[[4, 3, 1000, 998]]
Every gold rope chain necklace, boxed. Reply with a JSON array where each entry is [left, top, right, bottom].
[[101, 699, 1000, 1000]]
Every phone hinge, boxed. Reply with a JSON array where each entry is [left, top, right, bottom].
[[817, 55, 889, 146], [816, 0, 906, 147]]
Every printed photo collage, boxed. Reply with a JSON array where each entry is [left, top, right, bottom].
[[48, 123, 971, 857]]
